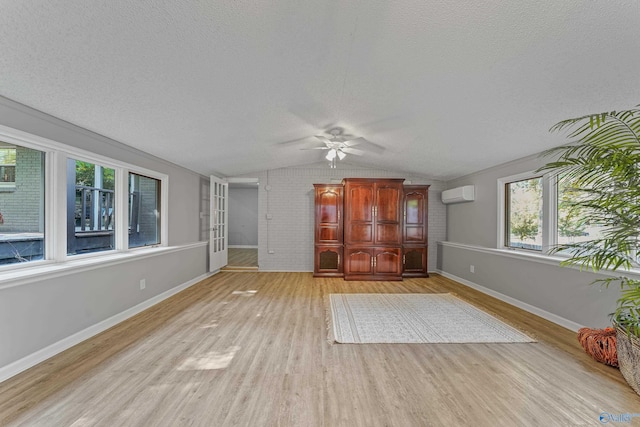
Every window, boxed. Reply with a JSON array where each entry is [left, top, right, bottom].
[[500, 171, 615, 257], [128, 173, 161, 248], [556, 178, 608, 247], [505, 176, 543, 251], [67, 159, 116, 255], [0, 146, 17, 187], [0, 143, 45, 265], [0, 126, 168, 272]]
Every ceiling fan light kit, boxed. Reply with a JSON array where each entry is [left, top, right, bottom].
[[300, 126, 383, 168]]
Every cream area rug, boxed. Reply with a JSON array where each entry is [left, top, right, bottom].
[[328, 293, 535, 344]]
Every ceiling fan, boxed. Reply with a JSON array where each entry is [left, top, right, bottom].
[[302, 127, 368, 168]]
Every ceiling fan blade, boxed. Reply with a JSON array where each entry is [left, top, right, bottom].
[[314, 135, 332, 144], [342, 137, 365, 147], [275, 136, 315, 147], [301, 146, 330, 150], [354, 138, 385, 155], [341, 147, 365, 156]]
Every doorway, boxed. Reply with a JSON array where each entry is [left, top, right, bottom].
[[225, 178, 259, 270]]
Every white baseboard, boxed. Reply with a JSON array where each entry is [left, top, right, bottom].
[[228, 245, 258, 249], [0, 272, 215, 384], [435, 270, 584, 332]]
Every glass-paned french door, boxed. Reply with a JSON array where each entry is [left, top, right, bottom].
[[209, 176, 228, 272]]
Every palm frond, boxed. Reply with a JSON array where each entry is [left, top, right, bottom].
[[540, 105, 640, 332]]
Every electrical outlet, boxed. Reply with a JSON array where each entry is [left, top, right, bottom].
[[470, 265, 475, 273], [140, 279, 146, 290], [268, 250, 275, 254]]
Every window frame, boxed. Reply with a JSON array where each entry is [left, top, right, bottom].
[[498, 171, 557, 255], [127, 171, 163, 249], [0, 124, 168, 272], [67, 157, 117, 257], [0, 146, 17, 189]]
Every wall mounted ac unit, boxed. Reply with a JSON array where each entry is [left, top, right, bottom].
[[441, 185, 475, 204]]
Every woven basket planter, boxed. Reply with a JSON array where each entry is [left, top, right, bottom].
[[616, 325, 640, 395]]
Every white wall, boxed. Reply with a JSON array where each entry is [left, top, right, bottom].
[[228, 186, 258, 246], [441, 153, 621, 329], [232, 162, 447, 272], [0, 96, 209, 380]]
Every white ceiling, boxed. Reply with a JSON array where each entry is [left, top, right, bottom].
[[0, 1, 638, 180]]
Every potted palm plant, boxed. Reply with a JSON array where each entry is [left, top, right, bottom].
[[538, 105, 640, 394]]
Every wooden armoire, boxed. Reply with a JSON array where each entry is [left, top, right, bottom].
[[402, 185, 430, 277], [313, 178, 429, 280], [313, 184, 344, 277]]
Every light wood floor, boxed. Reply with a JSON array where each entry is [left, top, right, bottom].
[[1, 273, 639, 426], [224, 248, 258, 270]]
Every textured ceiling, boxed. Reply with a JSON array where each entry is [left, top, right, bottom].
[[0, 1, 638, 180]]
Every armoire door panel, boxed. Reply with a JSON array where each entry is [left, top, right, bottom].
[[374, 248, 401, 275], [402, 185, 429, 246], [313, 184, 344, 277], [404, 248, 423, 270], [375, 224, 401, 245], [314, 245, 343, 277], [345, 249, 373, 274], [404, 227, 424, 242], [402, 246, 427, 277], [348, 224, 374, 243], [318, 225, 340, 242], [319, 191, 340, 223], [318, 249, 339, 270], [348, 186, 374, 222], [375, 186, 401, 222], [404, 192, 424, 225]]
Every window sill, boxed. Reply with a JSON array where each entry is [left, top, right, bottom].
[[438, 241, 640, 280], [0, 241, 207, 290]]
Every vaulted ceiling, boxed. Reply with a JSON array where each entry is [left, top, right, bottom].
[[0, 1, 638, 180]]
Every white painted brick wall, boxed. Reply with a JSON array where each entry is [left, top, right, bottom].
[[232, 162, 447, 272]]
